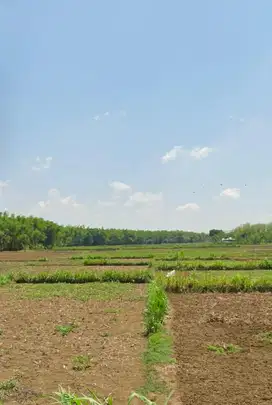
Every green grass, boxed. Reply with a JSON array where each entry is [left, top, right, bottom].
[[13, 269, 153, 284], [154, 259, 272, 271], [71, 253, 154, 260], [157, 271, 272, 292], [0, 378, 17, 401], [83, 258, 150, 266], [144, 281, 168, 335], [56, 323, 77, 336], [207, 343, 242, 354], [140, 281, 174, 399], [52, 386, 173, 404], [1, 282, 146, 301], [0, 274, 13, 285], [72, 355, 91, 371], [257, 331, 272, 344]]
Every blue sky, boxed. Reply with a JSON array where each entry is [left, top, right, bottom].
[[0, 0, 271, 231]]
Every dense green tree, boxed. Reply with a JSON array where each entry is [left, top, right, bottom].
[[0, 212, 271, 251]]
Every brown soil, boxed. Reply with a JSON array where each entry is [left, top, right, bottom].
[[170, 293, 272, 405], [0, 295, 146, 404]]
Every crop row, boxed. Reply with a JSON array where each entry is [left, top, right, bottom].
[[157, 272, 272, 292], [12, 269, 153, 284], [155, 259, 272, 271]]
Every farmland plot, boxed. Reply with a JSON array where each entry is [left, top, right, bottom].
[[170, 293, 272, 405]]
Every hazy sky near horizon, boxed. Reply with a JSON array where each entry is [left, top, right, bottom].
[[1, 0, 272, 231]]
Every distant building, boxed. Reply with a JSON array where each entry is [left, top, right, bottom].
[[221, 237, 235, 243]]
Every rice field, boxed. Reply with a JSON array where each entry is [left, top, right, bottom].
[[1, 243, 272, 404]]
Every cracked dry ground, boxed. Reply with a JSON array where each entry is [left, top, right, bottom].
[[0, 286, 146, 404], [170, 293, 272, 405]]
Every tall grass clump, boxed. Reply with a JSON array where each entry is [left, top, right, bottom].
[[156, 271, 272, 293], [13, 269, 153, 284], [144, 281, 168, 335], [155, 259, 272, 271], [0, 273, 13, 285], [52, 386, 173, 404], [83, 258, 150, 266]]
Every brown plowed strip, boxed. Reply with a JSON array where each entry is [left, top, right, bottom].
[[0, 295, 145, 404], [170, 293, 272, 405]]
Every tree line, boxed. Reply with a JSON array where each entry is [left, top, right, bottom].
[[0, 212, 271, 251]]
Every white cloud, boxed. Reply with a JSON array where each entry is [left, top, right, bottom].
[[38, 200, 50, 208], [109, 181, 131, 192], [161, 145, 213, 163], [190, 147, 213, 160], [176, 203, 200, 211], [220, 188, 240, 199], [161, 146, 183, 163], [125, 191, 163, 207], [98, 200, 116, 207], [0, 180, 9, 189], [32, 156, 53, 171], [93, 115, 100, 121]]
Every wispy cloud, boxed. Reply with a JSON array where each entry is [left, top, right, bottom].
[[38, 189, 82, 209], [124, 191, 163, 207], [109, 181, 131, 192], [161, 145, 213, 163], [161, 146, 183, 163], [0, 180, 9, 189], [97, 200, 116, 207], [176, 203, 200, 211], [220, 188, 240, 199], [190, 147, 213, 160], [92, 110, 126, 121], [32, 156, 53, 171]]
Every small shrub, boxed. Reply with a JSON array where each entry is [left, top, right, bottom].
[[56, 323, 76, 336], [72, 355, 91, 371], [208, 343, 242, 354]]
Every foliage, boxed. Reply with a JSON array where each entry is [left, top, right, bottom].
[[52, 386, 173, 404], [83, 258, 150, 266], [13, 269, 153, 284], [207, 343, 242, 354], [155, 259, 272, 271], [157, 272, 272, 292], [144, 282, 168, 335], [56, 323, 76, 336]]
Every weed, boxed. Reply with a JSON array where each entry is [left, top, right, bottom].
[[72, 355, 91, 371], [0, 378, 17, 401], [56, 323, 76, 336], [208, 343, 242, 354], [257, 331, 272, 344], [144, 332, 175, 365], [0, 274, 13, 285], [52, 386, 173, 404]]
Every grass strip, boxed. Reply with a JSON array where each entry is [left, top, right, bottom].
[[12, 269, 153, 284], [140, 281, 175, 399], [155, 259, 272, 271], [157, 272, 272, 292]]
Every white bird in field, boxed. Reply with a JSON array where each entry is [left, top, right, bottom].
[[166, 270, 176, 278]]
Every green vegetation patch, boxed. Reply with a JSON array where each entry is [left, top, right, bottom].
[[1, 282, 146, 301], [207, 343, 242, 354]]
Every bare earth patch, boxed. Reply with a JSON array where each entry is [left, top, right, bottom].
[[0, 292, 146, 404], [170, 293, 272, 405]]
